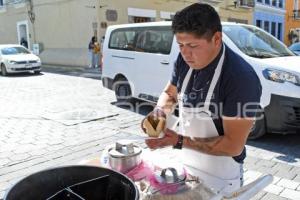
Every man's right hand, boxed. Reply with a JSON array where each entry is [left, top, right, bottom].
[[141, 107, 166, 137], [145, 128, 178, 149]]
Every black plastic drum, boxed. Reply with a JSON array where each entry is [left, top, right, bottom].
[[4, 165, 139, 200]]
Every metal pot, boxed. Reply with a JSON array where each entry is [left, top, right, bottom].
[[108, 140, 142, 173]]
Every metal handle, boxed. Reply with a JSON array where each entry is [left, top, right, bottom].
[[112, 55, 134, 60], [160, 167, 179, 182], [115, 141, 134, 154], [160, 60, 169, 65]]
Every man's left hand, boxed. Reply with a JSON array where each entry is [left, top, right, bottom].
[[145, 128, 178, 149]]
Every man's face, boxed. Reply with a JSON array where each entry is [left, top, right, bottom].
[[175, 32, 222, 69]]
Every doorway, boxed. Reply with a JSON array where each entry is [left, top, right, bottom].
[[17, 20, 30, 49]]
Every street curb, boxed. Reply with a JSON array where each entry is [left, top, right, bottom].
[[41, 64, 102, 74]]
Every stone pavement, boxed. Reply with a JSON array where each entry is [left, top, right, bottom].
[[0, 65, 299, 199]]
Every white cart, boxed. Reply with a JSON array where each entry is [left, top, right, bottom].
[[97, 143, 273, 200]]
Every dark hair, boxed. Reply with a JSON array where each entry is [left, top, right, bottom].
[[172, 3, 222, 40]]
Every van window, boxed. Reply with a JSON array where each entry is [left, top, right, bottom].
[[135, 28, 173, 54], [109, 30, 136, 51], [109, 26, 173, 55]]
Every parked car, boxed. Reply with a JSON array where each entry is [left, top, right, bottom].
[[102, 21, 300, 139], [288, 42, 300, 55], [0, 44, 41, 76]]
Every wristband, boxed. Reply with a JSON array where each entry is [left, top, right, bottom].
[[173, 135, 184, 149]]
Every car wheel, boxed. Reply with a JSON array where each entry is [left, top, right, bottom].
[[248, 112, 266, 140], [1, 64, 8, 76], [114, 77, 134, 104], [34, 70, 41, 74]]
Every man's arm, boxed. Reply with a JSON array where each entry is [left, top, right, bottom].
[[182, 117, 253, 156], [156, 82, 178, 115], [146, 117, 254, 157], [141, 82, 177, 135]]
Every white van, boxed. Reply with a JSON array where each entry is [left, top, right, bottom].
[[102, 21, 300, 139]]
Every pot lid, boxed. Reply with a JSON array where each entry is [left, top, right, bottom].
[[108, 140, 142, 158]]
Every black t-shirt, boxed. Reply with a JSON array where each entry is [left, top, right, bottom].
[[171, 44, 262, 163]]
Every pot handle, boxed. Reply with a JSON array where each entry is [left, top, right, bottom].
[[115, 142, 134, 154], [160, 167, 179, 182]]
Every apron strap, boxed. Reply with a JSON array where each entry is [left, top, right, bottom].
[[203, 44, 226, 111], [178, 68, 193, 135], [180, 68, 193, 99]]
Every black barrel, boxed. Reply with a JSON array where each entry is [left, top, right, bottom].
[[4, 165, 139, 200]]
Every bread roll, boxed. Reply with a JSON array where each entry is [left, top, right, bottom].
[[143, 116, 166, 137]]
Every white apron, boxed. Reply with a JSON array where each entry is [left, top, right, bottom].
[[178, 46, 242, 195]]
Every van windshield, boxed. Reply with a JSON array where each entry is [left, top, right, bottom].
[[223, 25, 295, 58]]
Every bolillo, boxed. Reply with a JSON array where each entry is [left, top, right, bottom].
[[142, 115, 166, 137]]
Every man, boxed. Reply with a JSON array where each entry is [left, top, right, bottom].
[[88, 36, 96, 68], [20, 38, 28, 49], [142, 3, 262, 195]]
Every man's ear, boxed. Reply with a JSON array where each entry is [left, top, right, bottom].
[[213, 32, 222, 47]]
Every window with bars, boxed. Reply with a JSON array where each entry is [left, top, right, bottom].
[[271, 22, 276, 37], [278, 0, 283, 7], [277, 23, 282, 40], [256, 20, 262, 28], [264, 21, 270, 32]]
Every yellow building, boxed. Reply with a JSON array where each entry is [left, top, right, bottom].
[[219, 0, 254, 24], [284, 0, 300, 45], [0, 0, 253, 66]]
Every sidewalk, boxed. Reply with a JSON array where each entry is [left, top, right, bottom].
[[41, 64, 102, 79], [0, 65, 299, 200]]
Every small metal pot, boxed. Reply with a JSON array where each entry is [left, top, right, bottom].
[[108, 140, 142, 173]]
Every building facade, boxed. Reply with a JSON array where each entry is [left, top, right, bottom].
[[253, 0, 286, 41], [0, 0, 31, 49], [219, 0, 254, 24], [0, 0, 100, 66], [284, 0, 300, 45], [0, 0, 254, 66], [1, 0, 201, 66]]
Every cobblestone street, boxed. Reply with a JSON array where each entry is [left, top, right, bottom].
[[0, 65, 299, 200]]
